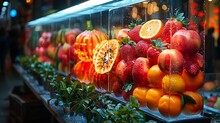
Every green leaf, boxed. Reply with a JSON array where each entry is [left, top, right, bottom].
[[66, 87, 72, 94], [49, 82, 56, 86], [151, 38, 167, 51], [177, 13, 184, 19], [96, 109, 108, 119], [128, 19, 143, 29], [122, 83, 133, 92], [120, 37, 136, 47], [182, 94, 196, 108], [115, 103, 122, 110], [60, 81, 66, 90], [129, 96, 140, 108]]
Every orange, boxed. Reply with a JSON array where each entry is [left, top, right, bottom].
[[182, 69, 204, 91], [93, 39, 120, 74], [203, 81, 216, 91], [146, 88, 164, 110], [132, 87, 149, 107], [158, 95, 182, 117], [139, 19, 164, 40], [182, 91, 203, 115], [162, 74, 185, 94], [148, 65, 167, 88]]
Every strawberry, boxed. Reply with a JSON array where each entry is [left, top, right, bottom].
[[115, 59, 135, 84], [135, 40, 151, 58], [128, 19, 143, 43], [128, 25, 142, 43], [185, 60, 200, 76], [161, 9, 189, 43], [120, 38, 137, 62], [147, 39, 167, 65]]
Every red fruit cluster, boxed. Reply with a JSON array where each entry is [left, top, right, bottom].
[[38, 32, 52, 48]]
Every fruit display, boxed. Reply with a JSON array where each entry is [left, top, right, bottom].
[[26, 0, 206, 122], [107, 9, 204, 118], [34, 32, 53, 63]]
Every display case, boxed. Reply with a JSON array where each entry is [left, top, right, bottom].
[[24, 0, 209, 122]]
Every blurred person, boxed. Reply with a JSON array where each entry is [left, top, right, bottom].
[[205, 27, 215, 74], [8, 25, 20, 63], [0, 27, 8, 75]]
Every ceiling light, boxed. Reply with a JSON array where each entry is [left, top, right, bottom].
[[2, 7, 7, 12], [3, 1, 9, 6]]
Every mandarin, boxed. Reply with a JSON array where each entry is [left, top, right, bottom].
[[148, 65, 167, 88], [162, 74, 185, 94], [146, 88, 164, 110], [182, 69, 204, 91], [132, 87, 149, 107], [183, 91, 203, 115], [158, 95, 182, 117]]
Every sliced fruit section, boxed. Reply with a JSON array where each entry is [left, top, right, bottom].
[[75, 30, 108, 62], [93, 39, 120, 74], [139, 19, 164, 40]]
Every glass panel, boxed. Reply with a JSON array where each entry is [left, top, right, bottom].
[[109, 0, 205, 121]]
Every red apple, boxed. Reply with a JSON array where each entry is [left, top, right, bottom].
[[112, 79, 123, 97], [47, 44, 57, 59], [122, 85, 135, 101], [193, 53, 204, 68], [38, 47, 46, 56], [65, 29, 81, 45], [38, 37, 50, 48], [132, 57, 150, 87], [170, 30, 201, 55], [57, 47, 65, 60], [39, 32, 51, 47], [117, 28, 130, 41], [38, 37, 44, 46], [158, 49, 184, 74], [115, 60, 135, 84], [61, 54, 69, 64], [41, 32, 48, 38], [69, 44, 79, 63]]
